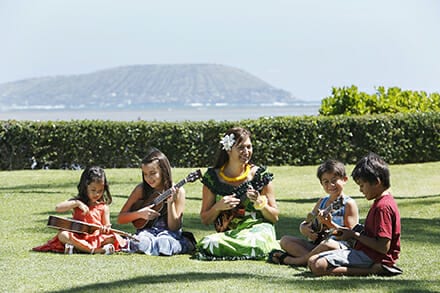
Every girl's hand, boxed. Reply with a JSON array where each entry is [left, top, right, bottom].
[[100, 224, 112, 234], [138, 204, 160, 220], [76, 200, 89, 215], [166, 187, 178, 204], [219, 195, 240, 211]]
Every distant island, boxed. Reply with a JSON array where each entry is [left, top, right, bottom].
[[0, 64, 299, 110]]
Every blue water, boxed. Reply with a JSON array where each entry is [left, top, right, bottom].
[[0, 103, 320, 121]]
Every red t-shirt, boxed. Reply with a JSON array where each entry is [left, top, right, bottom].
[[355, 193, 401, 266]]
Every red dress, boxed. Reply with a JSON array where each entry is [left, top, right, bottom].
[[33, 203, 122, 253]]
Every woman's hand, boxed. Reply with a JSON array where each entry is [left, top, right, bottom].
[[246, 186, 260, 203], [218, 195, 240, 211], [247, 185, 268, 210]]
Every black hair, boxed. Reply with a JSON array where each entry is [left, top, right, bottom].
[[76, 166, 112, 205], [141, 147, 173, 198], [317, 159, 346, 181], [213, 127, 252, 168], [351, 152, 390, 188]]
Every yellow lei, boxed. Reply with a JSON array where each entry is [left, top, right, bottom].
[[219, 164, 251, 183]]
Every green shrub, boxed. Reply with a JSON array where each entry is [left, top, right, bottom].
[[320, 85, 440, 115]]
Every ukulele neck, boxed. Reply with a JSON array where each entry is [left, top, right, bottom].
[[322, 196, 342, 216], [152, 178, 187, 205]]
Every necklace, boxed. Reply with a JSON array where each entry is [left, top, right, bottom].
[[219, 164, 250, 183]]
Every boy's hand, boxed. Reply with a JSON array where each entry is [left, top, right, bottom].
[[335, 227, 355, 241], [301, 222, 318, 241], [317, 211, 333, 227]]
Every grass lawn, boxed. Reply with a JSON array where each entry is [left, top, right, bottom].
[[1, 162, 439, 292]]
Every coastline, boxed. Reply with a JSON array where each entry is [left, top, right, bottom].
[[0, 103, 321, 122]]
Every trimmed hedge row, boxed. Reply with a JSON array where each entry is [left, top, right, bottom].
[[1, 113, 439, 170]]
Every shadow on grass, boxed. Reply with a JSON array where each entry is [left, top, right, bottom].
[[0, 182, 76, 192], [394, 194, 440, 200], [277, 197, 319, 204], [46, 271, 439, 293], [401, 217, 440, 243]]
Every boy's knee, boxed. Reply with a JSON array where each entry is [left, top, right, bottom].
[[279, 236, 289, 247], [308, 255, 317, 270], [319, 239, 339, 250], [280, 235, 297, 249], [308, 255, 327, 276]]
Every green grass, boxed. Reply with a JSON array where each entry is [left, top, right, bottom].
[[1, 163, 440, 292]]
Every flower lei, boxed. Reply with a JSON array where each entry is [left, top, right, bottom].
[[219, 164, 251, 183], [220, 133, 235, 151]]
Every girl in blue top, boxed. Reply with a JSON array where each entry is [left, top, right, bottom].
[[268, 159, 359, 266]]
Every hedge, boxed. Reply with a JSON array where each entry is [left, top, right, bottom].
[[1, 113, 439, 170]]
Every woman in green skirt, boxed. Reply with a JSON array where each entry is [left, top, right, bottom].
[[194, 127, 280, 260]]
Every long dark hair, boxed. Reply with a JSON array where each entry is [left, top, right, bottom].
[[141, 148, 173, 198], [213, 127, 251, 168], [76, 166, 112, 205]]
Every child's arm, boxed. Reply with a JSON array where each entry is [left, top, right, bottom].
[[55, 199, 89, 215], [299, 221, 317, 241], [343, 199, 359, 229], [166, 187, 185, 231], [300, 199, 323, 240], [336, 228, 391, 254], [100, 204, 112, 234], [118, 184, 160, 224]]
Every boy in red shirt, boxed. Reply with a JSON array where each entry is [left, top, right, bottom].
[[308, 152, 402, 276]]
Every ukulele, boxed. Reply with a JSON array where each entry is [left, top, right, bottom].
[[214, 178, 268, 233], [47, 215, 138, 240], [329, 223, 365, 245], [130, 169, 202, 229], [305, 196, 344, 244]]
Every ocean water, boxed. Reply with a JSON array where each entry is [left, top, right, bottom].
[[0, 103, 320, 122]]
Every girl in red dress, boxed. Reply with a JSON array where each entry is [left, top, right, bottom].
[[33, 166, 125, 254]]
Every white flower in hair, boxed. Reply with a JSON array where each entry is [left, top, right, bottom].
[[220, 133, 235, 151]]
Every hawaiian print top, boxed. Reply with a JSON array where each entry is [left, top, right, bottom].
[[201, 165, 274, 229]]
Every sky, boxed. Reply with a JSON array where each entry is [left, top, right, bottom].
[[1, 0, 440, 101]]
